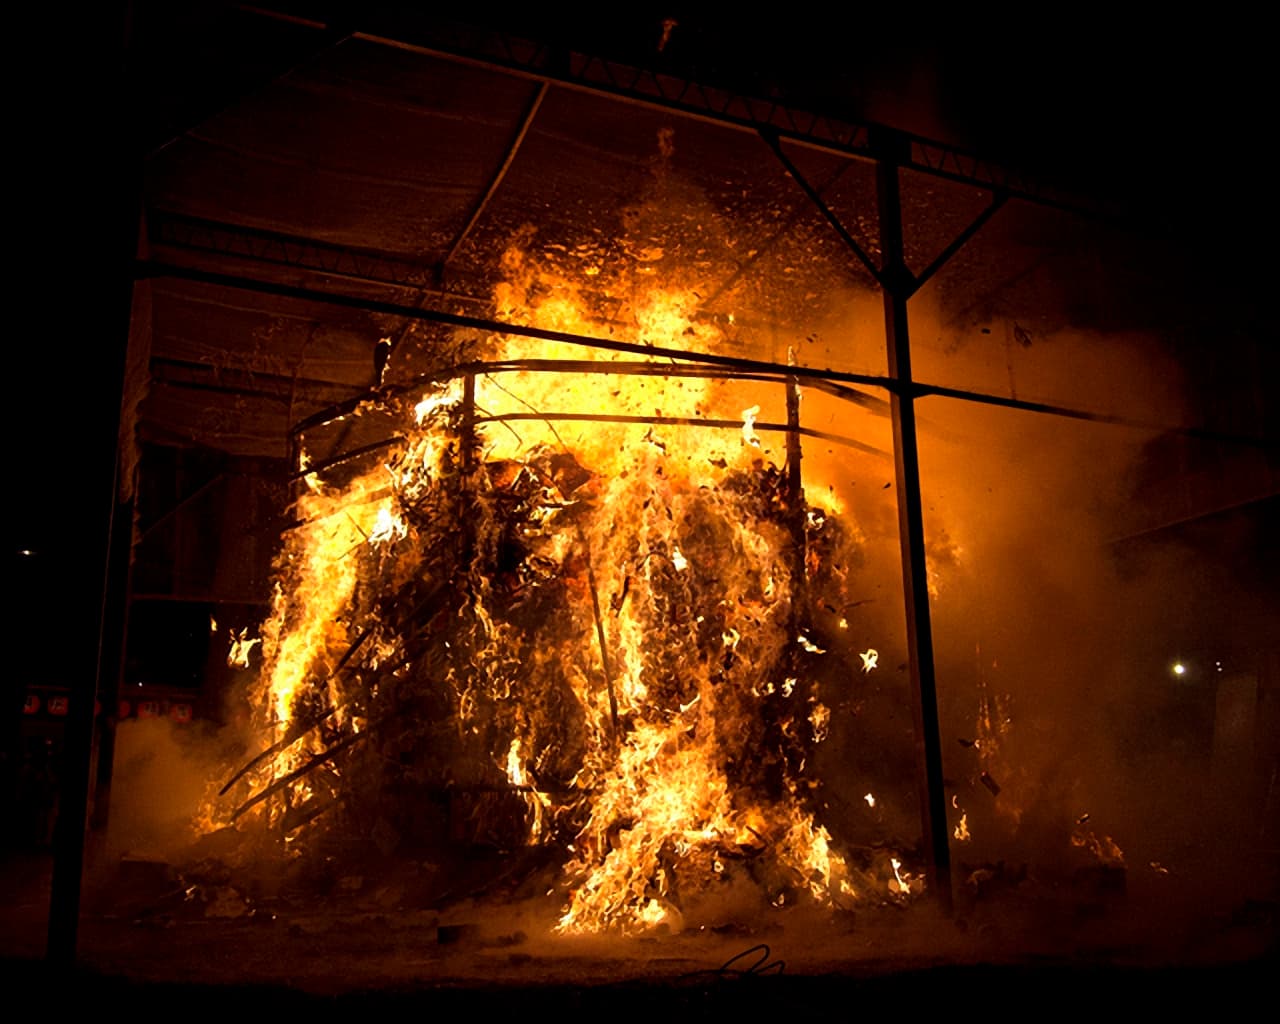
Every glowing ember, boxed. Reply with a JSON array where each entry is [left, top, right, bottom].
[[953, 813, 970, 842], [859, 648, 878, 672], [864, 793, 876, 808]]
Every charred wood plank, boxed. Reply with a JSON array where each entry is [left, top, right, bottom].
[[230, 730, 367, 822], [217, 707, 338, 796]]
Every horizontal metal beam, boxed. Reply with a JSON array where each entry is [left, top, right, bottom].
[[150, 209, 490, 302], [141, 256, 899, 390], [474, 411, 889, 458], [138, 259, 1276, 450], [913, 381, 1278, 450], [152, 356, 369, 403], [289, 356, 891, 438], [235, 4, 1114, 222]]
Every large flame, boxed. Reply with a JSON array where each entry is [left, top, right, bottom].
[[213, 238, 911, 932]]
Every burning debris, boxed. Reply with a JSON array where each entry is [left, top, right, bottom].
[[226, 629, 261, 669], [198, 262, 921, 935], [1070, 829, 1124, 866]]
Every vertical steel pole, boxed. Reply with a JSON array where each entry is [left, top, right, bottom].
[[46, 1, 139, 965], [46, 209, 139, 965], [874, 128, 953, 913]]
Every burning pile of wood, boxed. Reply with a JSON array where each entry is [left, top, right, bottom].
[[198, 355, 921, 932]]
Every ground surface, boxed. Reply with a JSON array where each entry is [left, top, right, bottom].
[[2, 846, 1275, 1010]]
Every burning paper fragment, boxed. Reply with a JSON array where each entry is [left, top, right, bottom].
[[809, 702, 830, 742], [368, 505, 408, 545], [1072, 830, 1125, 865], [889, 857, 912, 894], [657, 16, 677, 52], [414, 379, 463, 424], [864, 793, 876, 808], [741, 405, 761, 447], [859, 648, 878, 673], [226, 628, 261, 668]]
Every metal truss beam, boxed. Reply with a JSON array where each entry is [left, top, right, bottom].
[[150, 210, 491, 304], [236, 5, 1114, 222]]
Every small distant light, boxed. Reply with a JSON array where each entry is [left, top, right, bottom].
[[18, 549, 35, 557], [1172, 662, 1186, 677], [1216, 661, 1223, 672]]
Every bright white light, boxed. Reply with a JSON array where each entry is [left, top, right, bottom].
[[1172, 662, 1186, 677]]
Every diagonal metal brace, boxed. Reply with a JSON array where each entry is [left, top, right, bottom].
[[910, 191, 1009, 297], [760, 128, 886, 288]]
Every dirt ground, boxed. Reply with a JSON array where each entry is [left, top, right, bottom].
[[2, 845, 1275, 1011]]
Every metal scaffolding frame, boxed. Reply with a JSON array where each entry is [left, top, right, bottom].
[[51, 3, 1224, 963], [235, 4, 1116, 222]]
